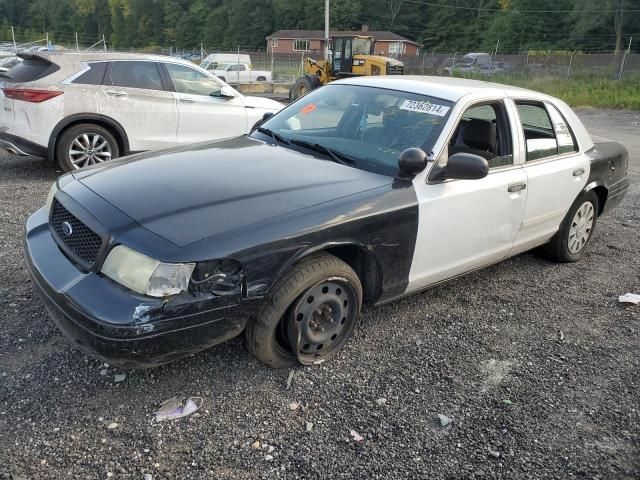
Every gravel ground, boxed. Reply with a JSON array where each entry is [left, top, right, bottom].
[[0, 109, 639, 480]]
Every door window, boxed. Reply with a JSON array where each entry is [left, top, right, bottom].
[[106, 61, 164, 91], [228, 64, 246, 72], [546, 103, 578, 154], [164, 63, 222, 96], [447, 102, 513, 169], [516, 102, 558, 161], [72, 62, 107, 85]]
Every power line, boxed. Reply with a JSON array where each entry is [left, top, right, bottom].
[[403, 0, 640, 13]]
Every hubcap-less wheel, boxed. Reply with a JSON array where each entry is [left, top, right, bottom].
[[568, 201, 595, 254], [68, 133, 112, 169], [286, 278, 358, 363]]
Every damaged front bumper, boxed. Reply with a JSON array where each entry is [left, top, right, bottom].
[[24, 207, 255, 368]]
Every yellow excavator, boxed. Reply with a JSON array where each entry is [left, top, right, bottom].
[[290, 35, 404, 100]]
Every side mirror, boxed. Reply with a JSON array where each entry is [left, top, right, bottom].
[[250, 112, 275, 133], [433, 153, 489, 181], [219, 85, 236, 98], [398, 148, 428, 178]]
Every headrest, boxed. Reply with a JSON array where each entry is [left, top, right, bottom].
[[463, 118, 496, 151]]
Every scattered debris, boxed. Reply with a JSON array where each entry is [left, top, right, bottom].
[[265, 454, 274, 461], [153, 395, 202, 422], [266, 445, 275, 454], [502, 399, 513, 405], [488, 447, 500, 458], [559, 330, 565, 341], [286, 369, 295, 390], [375, 398, 387, 406], [99, 369, 108, 376], [113, 374, 126, 383], [305, 421, 313, 432], [350, 429, 364, 442], [619, 293, 640, 305], [288, 402, 300, 411], [143, 475, 153, 480], [415, 338, 423, 346], [437, 414, 453, 427], [251, 441, 261, 449], [107, 423, 118, 430]]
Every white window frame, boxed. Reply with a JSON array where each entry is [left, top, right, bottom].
[[388, 42, 406, 55], [293, 39, 310, 52], [270, 38, 278, 48]]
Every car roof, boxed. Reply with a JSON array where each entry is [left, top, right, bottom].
[[332, 75, 544, 102], [23, 51, 197, 68]]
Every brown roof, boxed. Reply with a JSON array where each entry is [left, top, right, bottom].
[[267, 30, 421, 46]]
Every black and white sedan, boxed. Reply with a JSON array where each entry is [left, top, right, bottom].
[[24, 76, 630, 368]]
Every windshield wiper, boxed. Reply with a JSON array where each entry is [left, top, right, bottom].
[[289, 139, 356, 166], [257, 126, 290, 146]]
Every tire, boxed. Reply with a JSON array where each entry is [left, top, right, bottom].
[[256, 76, 267, 82], [55, 123, 119, 172], [246, 253, 363, 368], [290, 75, 322, 101], [542, 190, 599, 263]]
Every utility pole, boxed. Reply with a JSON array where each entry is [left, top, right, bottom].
[[11, 26, 16, 53], [324, 0, 330, 61], [75, 32, 79, 51]]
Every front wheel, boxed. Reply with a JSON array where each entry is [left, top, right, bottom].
[[542, 190, 599, 263], [246, 254, 362, 368]]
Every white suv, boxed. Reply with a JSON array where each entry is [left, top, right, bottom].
[[0, 52, 283, 171]]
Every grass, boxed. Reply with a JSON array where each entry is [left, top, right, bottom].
[[451, 72, 640, 110]]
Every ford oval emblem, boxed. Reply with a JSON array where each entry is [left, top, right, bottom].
[[61, 221, 73, 236]]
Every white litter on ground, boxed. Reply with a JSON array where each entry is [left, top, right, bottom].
[[618, 293, 640, 305]]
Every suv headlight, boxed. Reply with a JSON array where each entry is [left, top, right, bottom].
[[101, 245, 195, 297]]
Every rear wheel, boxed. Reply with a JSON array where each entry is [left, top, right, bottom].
[[290, 75, 322, 101], [55, 123, 119, 172], [246, 254, 362, 368], [256, 76, 267, 82], [542, 190, 599, 262]]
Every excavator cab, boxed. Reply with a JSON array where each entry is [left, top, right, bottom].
[[331, 36, 374, 77]]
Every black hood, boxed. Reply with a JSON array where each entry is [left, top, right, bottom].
[[72, 136, 393, 247]]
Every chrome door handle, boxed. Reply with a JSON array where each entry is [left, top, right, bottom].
[[508, 182, 527, 193], [105, 90, 127, 97], [573, 168, 585, 176]]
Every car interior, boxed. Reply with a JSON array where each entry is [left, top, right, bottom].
[[448, 102, 513, 169]]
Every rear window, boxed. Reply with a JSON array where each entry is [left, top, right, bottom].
[[105, 61, 164, 91], [0, 56, 60, 83], [72, 62, 107, 85]]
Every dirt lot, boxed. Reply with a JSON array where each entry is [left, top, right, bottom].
[[0, 109, 639, 480]]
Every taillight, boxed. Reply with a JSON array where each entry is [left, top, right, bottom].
[[2, 88, 63, 103]]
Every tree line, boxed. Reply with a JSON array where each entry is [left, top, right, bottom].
[[0, 0, 638, 53]]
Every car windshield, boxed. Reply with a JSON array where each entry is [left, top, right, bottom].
[[253, 84, 453, 177]]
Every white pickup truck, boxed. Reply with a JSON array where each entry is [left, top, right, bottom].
[[209, 63, 271, 83]]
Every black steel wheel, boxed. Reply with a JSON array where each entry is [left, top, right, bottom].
[[246, 254, 362, 368]]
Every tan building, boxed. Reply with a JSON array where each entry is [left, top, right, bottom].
[[266, 27, 421, 57]]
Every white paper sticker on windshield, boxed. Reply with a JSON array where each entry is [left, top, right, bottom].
[[399, 100, 450, 116]]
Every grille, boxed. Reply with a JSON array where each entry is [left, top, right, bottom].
[[50, 199, 103, 265]]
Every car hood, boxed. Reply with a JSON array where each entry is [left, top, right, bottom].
[[242, 95, 284, 111], [72, 136, 393, 247]]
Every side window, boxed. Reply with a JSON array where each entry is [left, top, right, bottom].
[[164, 63, 222, 96], [448, 102, 513, 169], [72, 62, 107, 85], [106, 61, 164, 91], [546, 103, 578, 154], [515, 102, 557, 161]]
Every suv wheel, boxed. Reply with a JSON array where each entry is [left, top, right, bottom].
[[56, 124, 119, 172]]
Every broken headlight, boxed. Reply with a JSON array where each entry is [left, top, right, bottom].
[[101, 245, 196, 297], [189, 259, 244, 296]]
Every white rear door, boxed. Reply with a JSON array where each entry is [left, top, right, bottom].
[[98, 60, 178, 151], [407, 100, 528, 292], [510, 99, 590, 254], [162, 62, 248, 144]]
